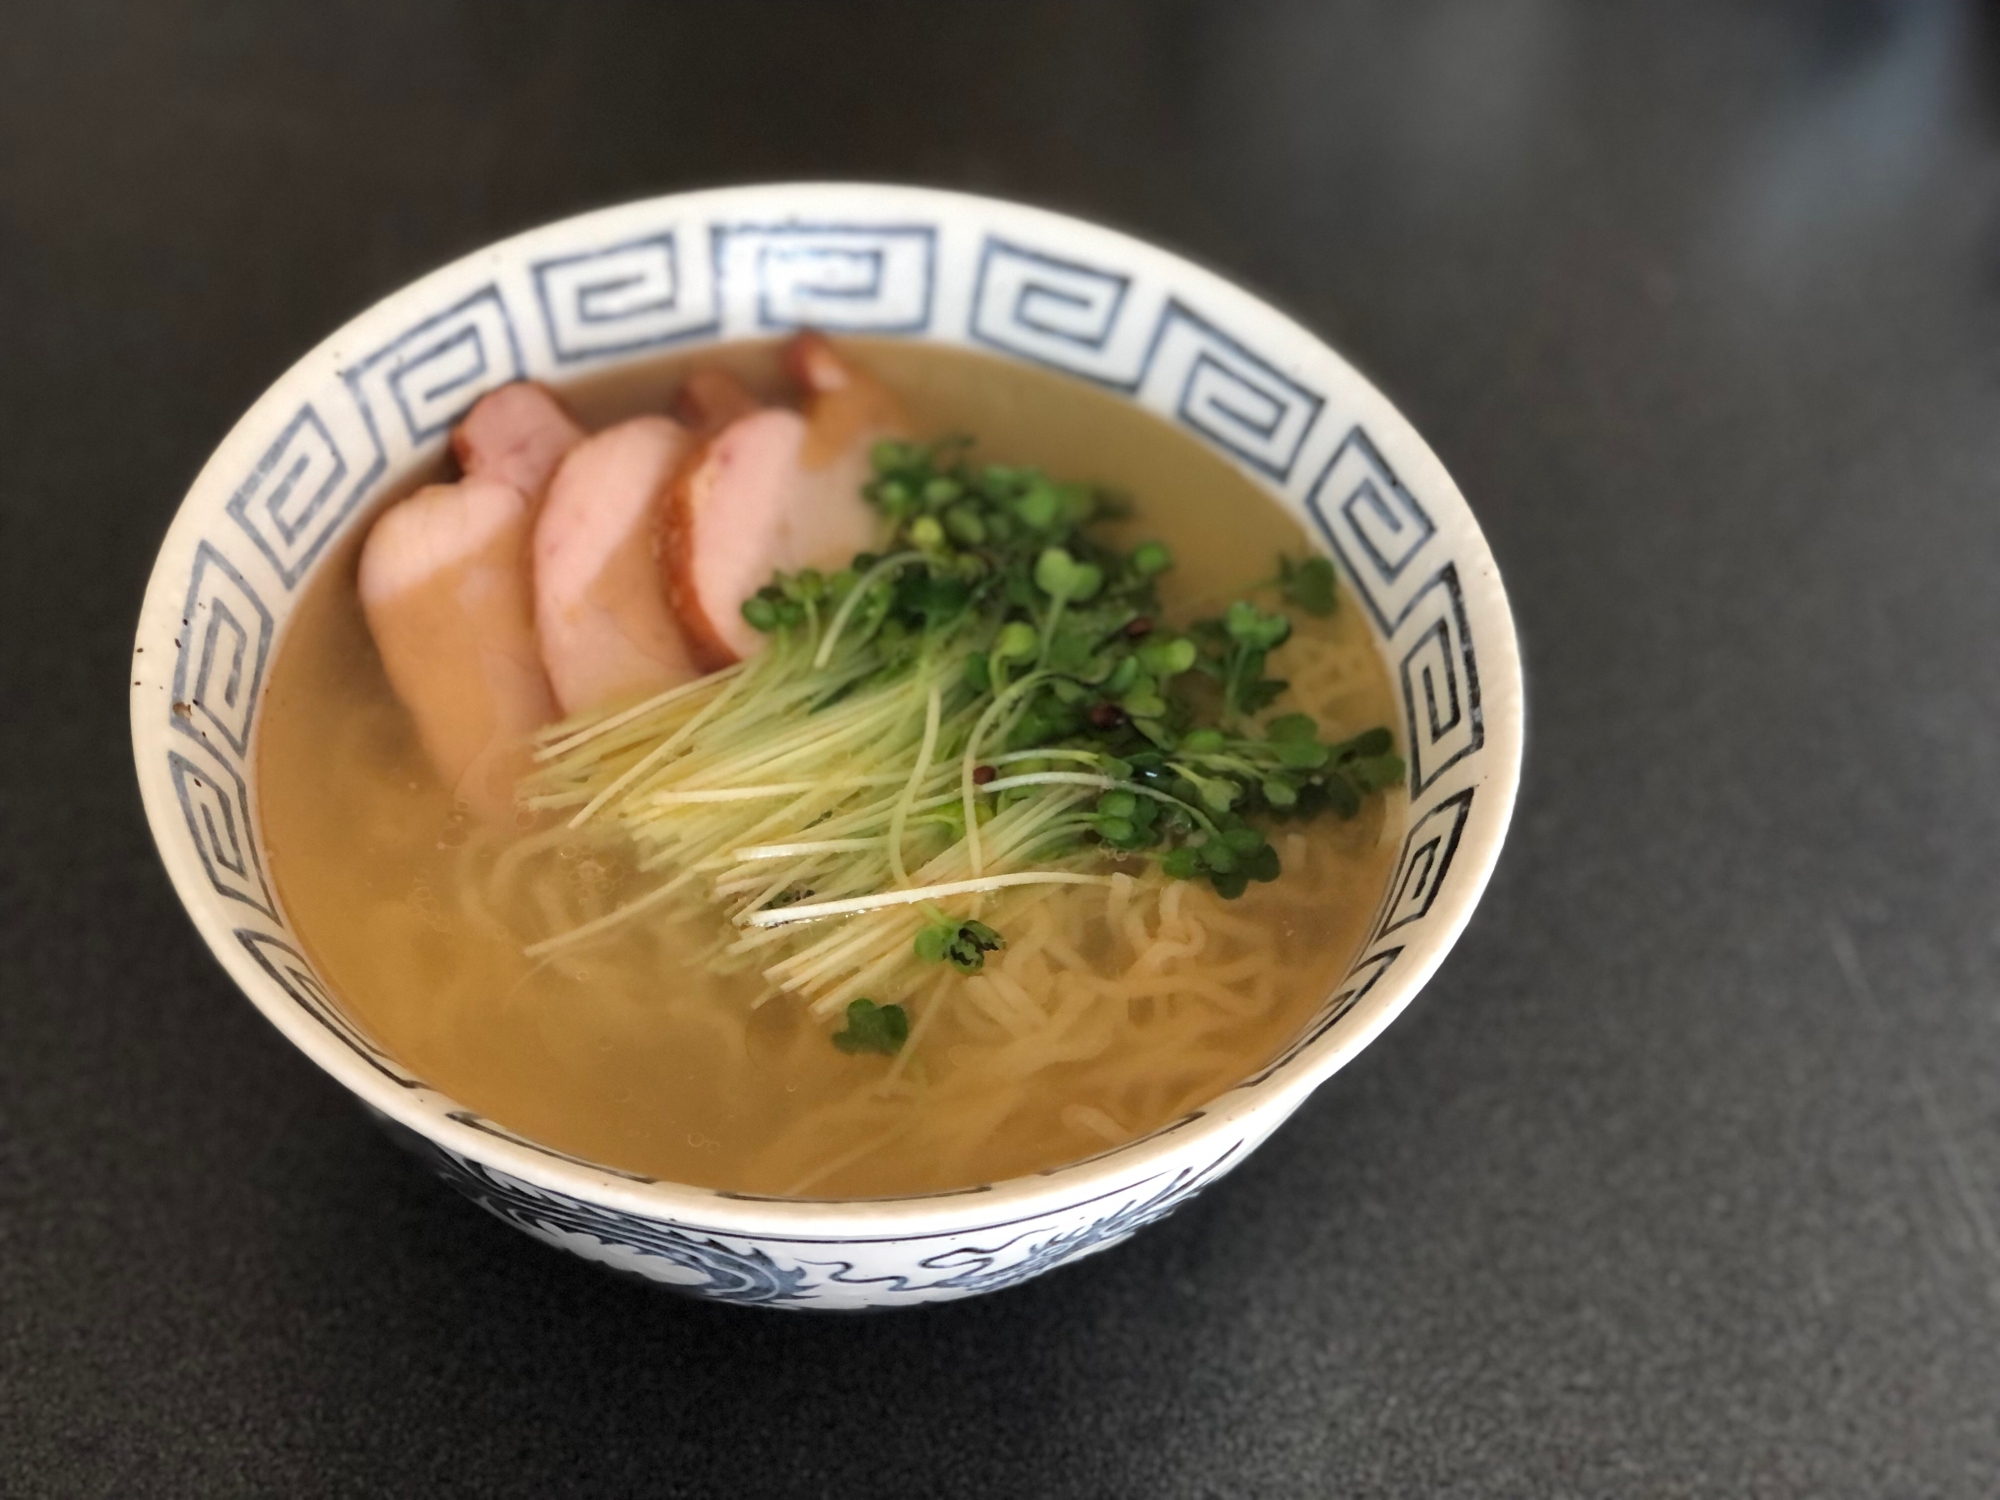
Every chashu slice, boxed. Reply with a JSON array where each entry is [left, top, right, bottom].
[[672, 368, 761, 435], [452, 381, 586, 499], [358, 477, 555, 818], [660, 335, 903, 668], [533, 415, 702, 716]]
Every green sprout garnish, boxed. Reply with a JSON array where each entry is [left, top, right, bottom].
[[915, 916, 1006, 973], [523, 437, 1400, 1054], [832, 999, 909, 1056], [1274, 554, 1338, 616]]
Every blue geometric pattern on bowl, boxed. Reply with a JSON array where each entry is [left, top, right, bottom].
[[378, 1110, 1245, 1307]]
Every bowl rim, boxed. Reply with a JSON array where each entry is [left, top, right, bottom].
[[131, 180, 1522, 1241]]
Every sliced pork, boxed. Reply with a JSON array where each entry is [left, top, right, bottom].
[[785, 331, 906, 469], [534, 416, 702, 715], [358, 477, 555, 818], [672, 368, 760, 435], [661, 335, 901, 667], [661, 409, 816, 667], [451, 382, 586, 499]]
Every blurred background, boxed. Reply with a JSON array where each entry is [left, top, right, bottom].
[[4, 3, 1998, 1495]]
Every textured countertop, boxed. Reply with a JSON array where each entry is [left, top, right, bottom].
[[5, 3, 1997, 1495]]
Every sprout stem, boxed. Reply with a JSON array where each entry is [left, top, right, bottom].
[[740, 872, 1115, 928], [813, 551, 924, 669], [887, 681, 943, 887]]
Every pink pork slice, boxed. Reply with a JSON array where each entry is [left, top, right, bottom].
[[451, 381, 586, 498], [358, 477, 556, 819], [661, 337, 901, 668], [533, 415, 703, 715], [782, 332, 906, 571]]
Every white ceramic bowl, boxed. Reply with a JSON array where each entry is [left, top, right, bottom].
[[131, 183, 1522, 1309]]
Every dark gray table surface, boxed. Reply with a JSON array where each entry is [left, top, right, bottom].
[[5, 3, 1998, 1495]]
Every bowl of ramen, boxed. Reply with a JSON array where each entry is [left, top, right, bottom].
[[132, 183, 1521, 1308]]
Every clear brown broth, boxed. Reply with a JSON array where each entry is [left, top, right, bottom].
[[259, 341, 1402, 1197]]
